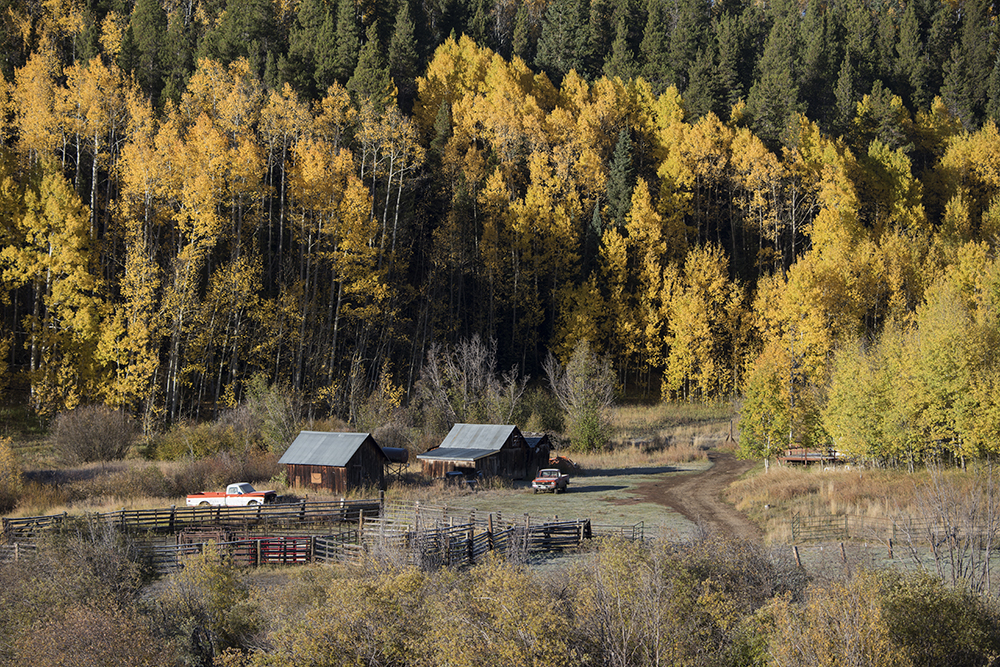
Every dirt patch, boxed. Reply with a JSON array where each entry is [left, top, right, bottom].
[[633, 451, 761, 542]]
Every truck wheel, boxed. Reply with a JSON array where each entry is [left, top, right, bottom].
[[248, 499, 260, 505], [199, 501, 210, 506]]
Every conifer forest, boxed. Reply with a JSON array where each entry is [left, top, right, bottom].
[[1, 0, 1000, 463]]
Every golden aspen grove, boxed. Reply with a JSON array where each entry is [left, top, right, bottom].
[[0, 0, 998, 470]]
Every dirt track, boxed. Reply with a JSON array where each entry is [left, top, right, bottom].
[[634, 451, 762, 541]]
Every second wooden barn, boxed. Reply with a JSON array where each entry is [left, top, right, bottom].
[[417, 424, 533, 480], [279, 431, 388, 494]]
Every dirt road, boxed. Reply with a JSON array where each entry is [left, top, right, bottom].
[[634, 451, 761, 541]]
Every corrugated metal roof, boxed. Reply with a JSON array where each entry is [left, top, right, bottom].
[[279, 431, 384, 467], [437, 423, 517, 451], [416, 447, 497, 462]]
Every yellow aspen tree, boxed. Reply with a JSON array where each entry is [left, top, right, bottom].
[[0, 161, 102, 416], [96, 218, 161, 422], [478, 168, 513, 335], [13, 47, 61, 164], [731, 127, 785, 274], [60, 58, 129, 233], [413, 35, 493, 136], [859, 140, 926, 240], [510, 150, 582, 350], [664, 244, 745, 399]]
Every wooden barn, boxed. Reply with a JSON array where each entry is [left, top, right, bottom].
[[279, 431, 388, 494], [417, 424, 532, 480], [523, 433, 552, 478]]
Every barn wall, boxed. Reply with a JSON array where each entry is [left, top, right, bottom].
[[347, 440, 387, 491], [286, 464, 350, 494]]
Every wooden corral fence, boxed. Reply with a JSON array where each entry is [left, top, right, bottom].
[[1, 498, 381, 542], [789, 513, 947, 543]]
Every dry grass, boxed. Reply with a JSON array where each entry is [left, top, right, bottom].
[[610, 401, 735, 444], [572, 441, 709, 471], [726, 463, 928, 537]]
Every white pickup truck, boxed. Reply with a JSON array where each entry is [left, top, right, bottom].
[[186, 482, 276, 507]]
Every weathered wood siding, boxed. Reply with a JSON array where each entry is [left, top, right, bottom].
[[286, 440, 386, 494]]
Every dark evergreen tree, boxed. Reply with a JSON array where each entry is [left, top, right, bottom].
[[987, 55, 1000, 124], [389, 1, 420, 112], [941, 0, 991, 129], [128, 0, 167, 102], [640, 0, 673, 93], [285, 0, 329, 96], [798, 0, 835, 129], [714, 13, 745, 115], [745, 0, 803, 148], [667, 0, 711, 93], [348, 21, 396, 109], [197, 0, 284, 77], [161, 8, 198, 105], [833, 55, 858, 138], [332, 0, 360, 83], [535, 0, 589, 84], [684, 45, 720, 120], [313, 10, 340, 92], [585, 0, 614, 78], [603, 18, 638, 80], [926, 0, 958, 98], [896, 1, 930, 112], [606, 129, 634, 229]]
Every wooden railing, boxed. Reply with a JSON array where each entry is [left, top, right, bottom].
[[2, 498, 381, 541]]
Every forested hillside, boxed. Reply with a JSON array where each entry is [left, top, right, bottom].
[[1, 0, 999, 462]]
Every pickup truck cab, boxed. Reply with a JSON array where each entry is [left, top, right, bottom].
[[532, 469, 570, 494], [186, 483, 276, 507]]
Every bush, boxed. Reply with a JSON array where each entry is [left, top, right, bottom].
[[0, 437, 22, 513], [146, 421, 257, 460], [51, 405, 138, 464], [168, 453, 281, 496]]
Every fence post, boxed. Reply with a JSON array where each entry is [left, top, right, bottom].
[[299, 499, 307, 524], [793, 545, 802, 568], [488, 513, 494, 551], [840, 542, 847, 563], [169, 505, 176, 532], [467, 525, 474, 565], [888, 538, 894, 559], [310, 535, 316, 563]]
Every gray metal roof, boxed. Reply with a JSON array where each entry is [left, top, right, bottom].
[[416, 447, 497, 462], [279, 431, 385, 467], [437, 423, 519, 451]]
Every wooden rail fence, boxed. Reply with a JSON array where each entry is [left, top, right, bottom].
[[1, 498, 381, 541], [789, 513, 950, 543]]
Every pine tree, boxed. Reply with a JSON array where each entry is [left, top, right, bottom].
[[388, 1, 419, 112], [605, 128, 634, 229], [745, 0, 803, 149], [333, 0, 360, 84], [535, 0, 588, 84], [640, 0, 673, 93], [941, 0, 991, 130], [668, 0, 711, 93], [896, 1, 930, 112], [684, 45, 719, 121], [285, 0, 328, 96], [347, 22, 396, 110], [128, 0, 166, 101], [602, 18, 637, 81]]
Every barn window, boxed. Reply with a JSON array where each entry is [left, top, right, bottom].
[[311, 472, 322, 485]]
